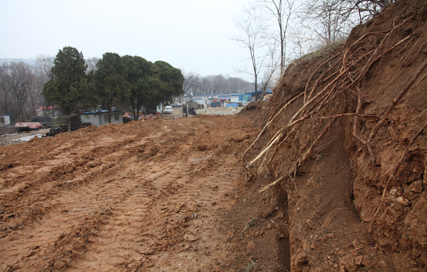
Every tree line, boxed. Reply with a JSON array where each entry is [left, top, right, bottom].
[[0, 46, 184, 130], [1, 50, 261, 127], [0, 61, 45, 124], [182, 72, 257, 96]]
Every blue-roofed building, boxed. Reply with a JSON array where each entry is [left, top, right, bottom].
[[81, 109, 123, 127], [179, 90, 273, 106]]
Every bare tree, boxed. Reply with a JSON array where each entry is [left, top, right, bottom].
[[303, 0, 352, 47], [0, 63, 11, 115], [86, 57, 99, 73], [36, 54, 53, 81], [258, 0, 296, 75], [344, 0, 395, 23], [259, 43, 280, 97], [183, 71, 201, 95], [9, 62, 36, 121], [212, 75, 227, 93], [234, 6, 269, 101], [0, 61, 40, 122], [183, 71, 253, 96]]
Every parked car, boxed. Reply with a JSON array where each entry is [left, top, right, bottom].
[[163, 106, 173, 114], [15, 122, 42, 131], [171, 103, 182, 107]]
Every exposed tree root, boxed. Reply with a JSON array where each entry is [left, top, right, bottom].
[[243, 11, 425, 223]]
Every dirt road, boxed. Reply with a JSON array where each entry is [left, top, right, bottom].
[[0, 112, 286, 271]]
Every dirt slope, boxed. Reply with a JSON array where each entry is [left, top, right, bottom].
[[242, 0, 427, 271]]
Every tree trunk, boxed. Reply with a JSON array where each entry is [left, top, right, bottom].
[[254, 75, 258, 102], [107, 107, 112, 124], [67, 116, 72, 132]]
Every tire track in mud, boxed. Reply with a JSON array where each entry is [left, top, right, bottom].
[[0, 133, 152, 267], [67, 168, 169, 271], [0, 117, 254, 271], [0, 138, 142, 271], [1, 127, 182, 271], [67, 153, 240, 271], [0, 138, 131, 235]]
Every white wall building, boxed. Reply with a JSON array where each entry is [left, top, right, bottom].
[[81, 110, 123, 127], [0, 114, 11, 127]]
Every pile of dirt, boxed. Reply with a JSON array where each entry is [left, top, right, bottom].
[[242, 0, 427, 271]]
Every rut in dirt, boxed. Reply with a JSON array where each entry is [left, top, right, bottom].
[[0, 116, 263, 271]]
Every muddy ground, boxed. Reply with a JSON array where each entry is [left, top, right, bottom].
[[0, 111, 293, 272]]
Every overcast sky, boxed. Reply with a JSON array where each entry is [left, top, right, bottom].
[[0, 0, 252, 79]]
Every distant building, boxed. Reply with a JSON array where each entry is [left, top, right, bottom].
[[210, 101, 222, 108], [36, 106, 60, 118], [185, 100, 204, 110], [179, 90, 273, 104], [81, 109, 123, 127], [0, 114, 11, 127]]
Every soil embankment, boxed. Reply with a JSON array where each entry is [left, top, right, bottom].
[[243, 0, 427, 270]]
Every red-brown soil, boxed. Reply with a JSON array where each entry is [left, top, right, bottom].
[[241, 0, 427, 271], [0, 114, 272, 271], [2, 0, 427, 271]]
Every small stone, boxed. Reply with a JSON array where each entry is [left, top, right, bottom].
[[409, 180, 423, 193], [396, 196, 410, 206], [53, 260, 66, 270], [340, 254, 357, 272], [352, 239, 362, 250], [378, 260, 387, 267], [355, 255, 363, 266], [305, 219, 314, 229], [247, 241, 256, 249], [295, 252, 308, 265], [266, 223, 272, 230]]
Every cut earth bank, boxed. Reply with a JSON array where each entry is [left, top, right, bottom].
[[242, 0, 427, 270], [1, 0, 427, 271]]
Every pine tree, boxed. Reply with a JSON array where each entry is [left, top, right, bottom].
[[42, 46, 92, 131]]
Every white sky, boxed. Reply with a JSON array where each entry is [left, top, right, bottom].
[[0, 0, 251, 79]]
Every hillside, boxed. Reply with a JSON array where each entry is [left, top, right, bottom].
[[1, 0, 427, 271], [242, 0, 427, 270]]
